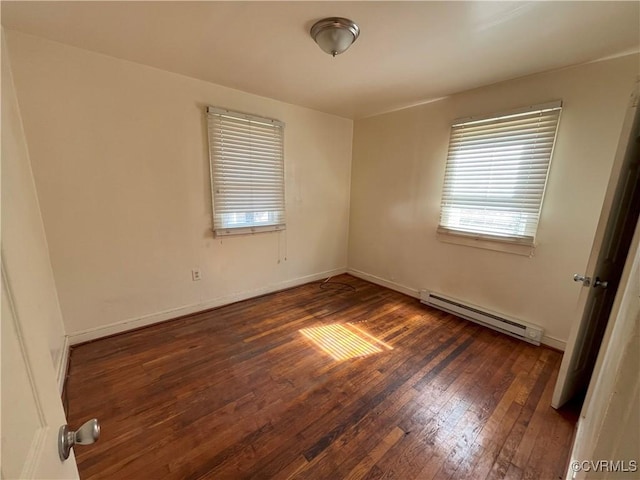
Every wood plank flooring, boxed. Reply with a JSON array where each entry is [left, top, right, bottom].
[[65, 274, 578, 479]]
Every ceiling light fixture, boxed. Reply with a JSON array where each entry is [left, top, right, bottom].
[[310, 17, 360, 57]]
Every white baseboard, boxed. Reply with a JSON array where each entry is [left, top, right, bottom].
[[348, 267, 566, 352], [541, 335, 566, 351], [66, 266, 566, 352], [56, 335, 70, 394], [67, 267, 346, 345], [348, 268, 420, 299]]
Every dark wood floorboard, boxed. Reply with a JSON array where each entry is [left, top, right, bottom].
[[65, 274, 578, 480]]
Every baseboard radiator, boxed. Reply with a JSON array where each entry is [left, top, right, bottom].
[[420, 291, 543, 345]]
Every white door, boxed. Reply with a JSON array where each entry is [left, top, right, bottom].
[[552, 85, 640, 408], [1, 261, 80, 479]]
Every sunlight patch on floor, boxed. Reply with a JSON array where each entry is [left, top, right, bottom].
[[300, 323, 393, 361]]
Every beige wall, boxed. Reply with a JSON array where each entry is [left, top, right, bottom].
[[5, 28, 637, 349], [1, 32, 67, 383], [349, 54, 639, 347], [5, 31, 353, 342]]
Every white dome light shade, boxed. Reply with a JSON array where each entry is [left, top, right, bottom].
[[310, 18, 360, 57]]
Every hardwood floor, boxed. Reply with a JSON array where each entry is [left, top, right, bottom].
[[65, 274, 578, 479]]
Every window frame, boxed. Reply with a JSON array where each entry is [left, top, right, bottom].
[[437, 100, 562, 250], [207, 106, 286, 236]]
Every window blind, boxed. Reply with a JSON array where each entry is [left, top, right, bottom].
[[207, 107, 285, 235], [438, 101, 562, 244]]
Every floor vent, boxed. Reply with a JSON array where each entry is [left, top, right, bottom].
[[420, 291, 543, 345]]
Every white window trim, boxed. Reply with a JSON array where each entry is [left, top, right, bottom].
[[437, 100, 562, 252], [207, 106, 286, 236], [436, 231, 536, 257]]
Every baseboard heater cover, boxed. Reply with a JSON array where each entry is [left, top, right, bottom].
[[420, 291, 543, 345]]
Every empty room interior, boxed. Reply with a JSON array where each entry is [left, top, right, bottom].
[[2, 2, 640, 479]]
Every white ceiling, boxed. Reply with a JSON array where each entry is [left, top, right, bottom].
[[2, 1, 639, 119]]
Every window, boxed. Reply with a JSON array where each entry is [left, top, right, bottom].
[[207, 107, 285, 235], [438, 101, 562, 246]]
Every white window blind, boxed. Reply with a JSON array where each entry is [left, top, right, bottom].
[[207, 107, 285, 235], [438, 101, 562, 245]]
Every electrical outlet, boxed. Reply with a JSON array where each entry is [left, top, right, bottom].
[[192, 268, 201, 281]]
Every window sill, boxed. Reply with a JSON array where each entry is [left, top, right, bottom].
[[436, 231, 535, 257], [214, 224, 285, 237]]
